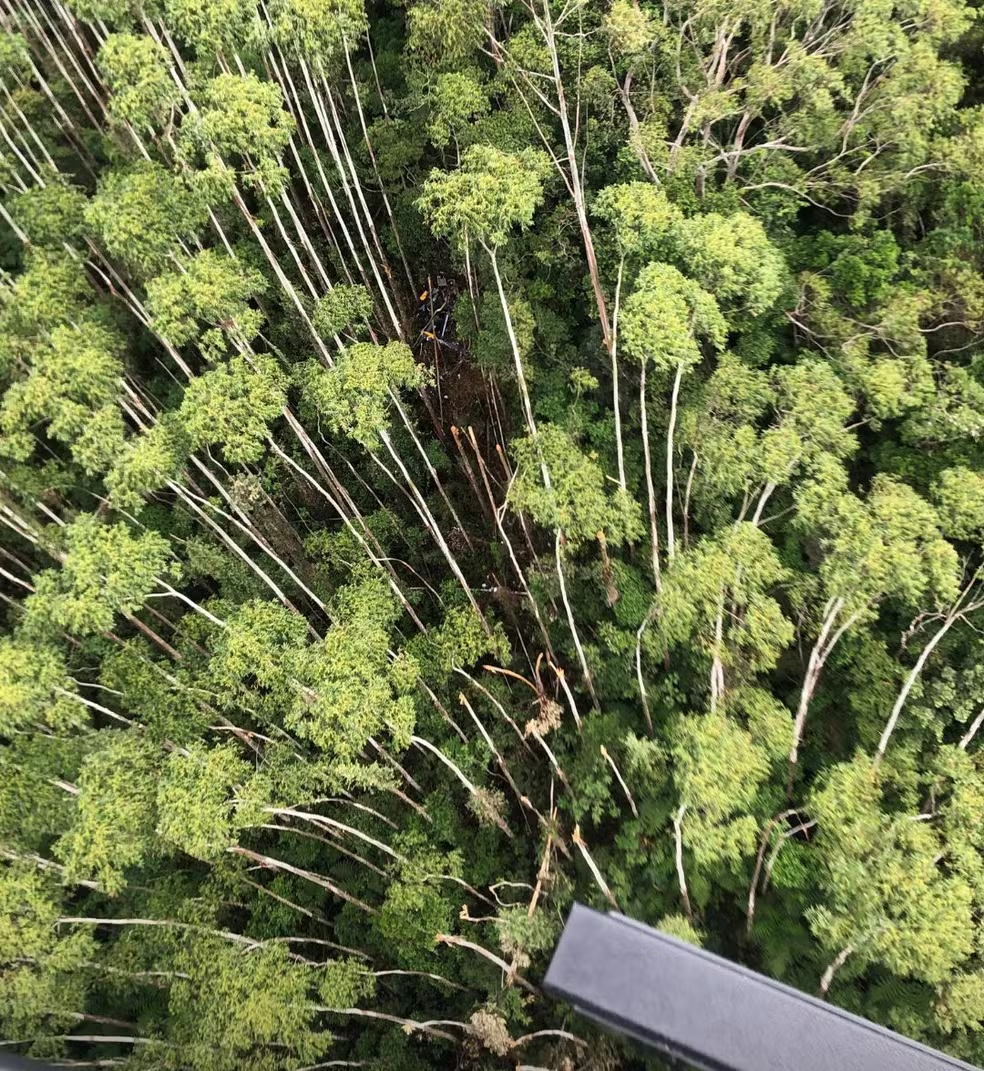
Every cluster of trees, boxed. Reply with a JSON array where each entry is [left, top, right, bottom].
[[3, 0, 984, 1067]]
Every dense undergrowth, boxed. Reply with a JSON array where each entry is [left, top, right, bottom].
[[4, 0, 984, 1067]]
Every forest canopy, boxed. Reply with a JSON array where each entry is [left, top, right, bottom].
[[3, 0, 984, 1067]]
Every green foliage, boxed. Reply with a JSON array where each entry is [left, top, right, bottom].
[[0, 252, 90, 358], [24, 517, 176, 637], [55, 731, 161, 893], [806, 475, 960, 618], [319, 957, 375, 1008], [179, 353, 286, 463], [933, 467, 984, 541], [375, 834, 462, 969], [99, 638, 206, 741], [85, 161, 208, 275], [417, 144, 551, 249], [935, 971, 984, 1034], [798, 230, 901, 308], [496, 904, 559, 962], [162, 0, 260, 53], [409, 604, 510, 680], [186, 72, 295, 190], [761, 360, 857, 481], [594, 182, 682, 262], [98, 33, 180, 128], [657, 914, 704, 946], [147, 249, 267, 352], [672, 711, 771, 876], [312, 284, 374, 337], [0, 639, 82, 734], [63, 0, 142, 24], [510, 424, 644, 547], [671, 212, 786, 317], [364, 117, 428, 183], [426, 72, 490, 146], [6, 181, 89, 247], [286, 574, 418, 758], [157, 743, 250, 860], [0, 868, 95, 1044], [6, 0, 984, 1064], [620, 263, 728, 371], [0, 319, 125, 474], [202, 574, 416, 771], [198, 609, 306, 760], [407, 0, 489, 70], [267, 0, 367, 63], [470, 289, 535, 375], [604, 0, 658, 58], [106, 417, 189, 510], [651, 523, 793, 675], [0, 32, 31, 82], [295, 342, 426, 448], [808, 758, 975, 986], [168, 939, 329, 1071]]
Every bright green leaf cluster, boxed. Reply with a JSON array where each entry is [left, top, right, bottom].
[[24, 517, 177, 637], [418, 144, 551, 250], [179, 353, 286, 463], [510, 424, 645, 548], [147, 249, 267, 351], [295, 342, 426, 449], [85, 161, 209, 275], [98, 33, 180, 128]]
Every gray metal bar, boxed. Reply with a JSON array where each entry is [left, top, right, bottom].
[[544, 904, 978, 1071]]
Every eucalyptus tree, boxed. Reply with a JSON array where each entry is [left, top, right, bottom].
[[4, 0, 984, 1066]]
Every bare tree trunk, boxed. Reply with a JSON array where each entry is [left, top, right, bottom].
[[876, 593, 983, 765], [639, 361, 662, 590], [486, 245, 540, 451], [537, 0, 611, 351], [959, 707, 984, 750], [556, 531, 600, 711], [572, 825, 620, 910], [746, 809, 796, 934], [818, 944, 854, 998], [666, 361, 684, 562], [750, 481, 776, 526], [611, 257, 627, 491], [636, 605, 657, 736], [787, 596, 853, 795], [673, 804, 694, 922], [342, 36, 415, 291]]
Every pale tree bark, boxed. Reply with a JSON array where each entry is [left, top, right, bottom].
[[665, 360, 684, 562], [636, 604, 657, 736], [411, 735, 513, 837], [485, 244, 540, 452], [787, 596, 862, 796], [314, 1006, 462, 1042], [495, 1, 611, 350], [875, 588, 984, 766], [341, 35, 414, 291], [459, 692, 529, 815], [746, 809, 797, 934], [535, 0, 612, 352], [819, 943, 854, 998], [611, 258, 627, 492], [959, 707, 984, 751], [673, 804, 694, 922], [601, 745, 638, 817], [228, 846, 376, 914], [572, 824, 620, 910], [639, 360, 662, 590], [556, 530, 600, 710]]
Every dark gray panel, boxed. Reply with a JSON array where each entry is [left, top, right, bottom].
[[544, 904, 979, 1071]]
